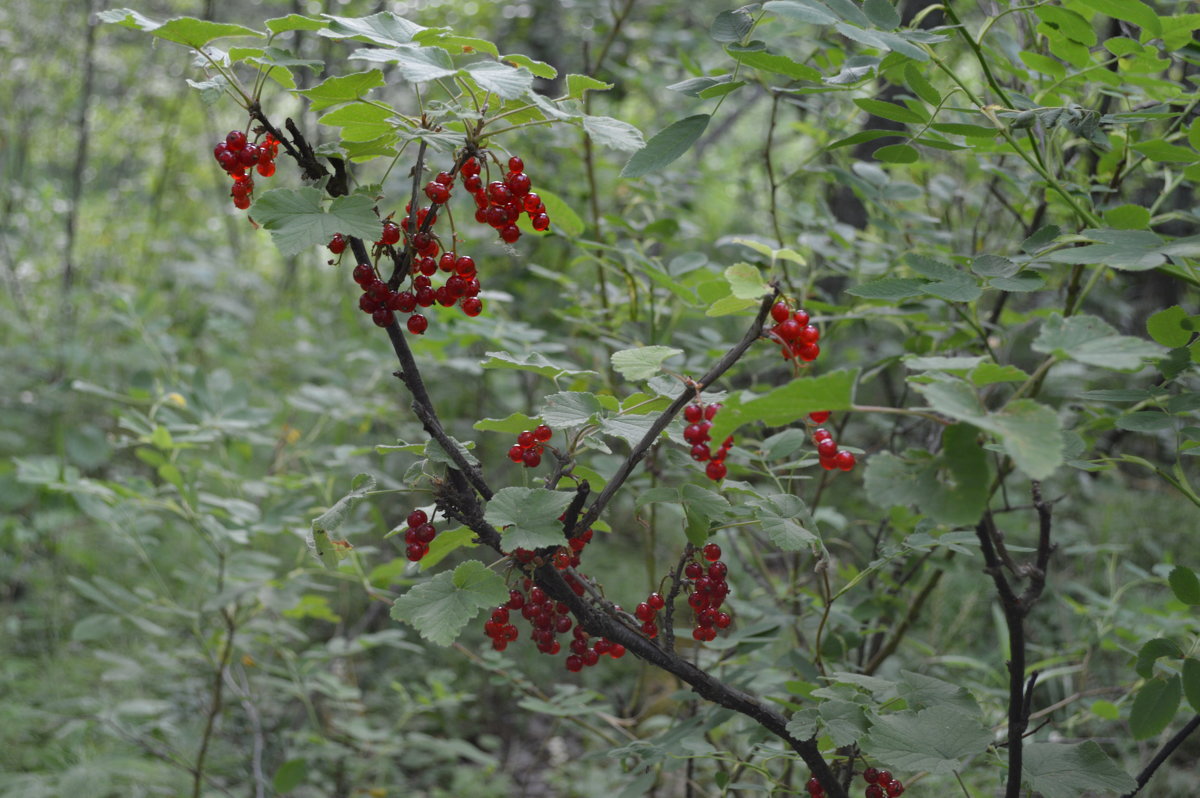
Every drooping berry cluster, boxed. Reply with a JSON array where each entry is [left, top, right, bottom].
[[402, 510, 437, 562], [351, 260, 430, 331], [507, 424, 552, 468], [682, 542, 732, 641], [465, 155, 551, 245], [805, 768, 905, 798], [682, 402, 734, 482], [768, 300, 821, 362], [212, 129, 279, 210], [810, 411, 856, 472]]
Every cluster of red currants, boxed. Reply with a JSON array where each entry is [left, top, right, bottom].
[[350, 259, 428, 333], [682, 402, 734, 482], [768, 300, 820, 362], [507, 423, 553, 468], [808, 411, 856, 472], [465, 156, 551, 244], [212, 129, 279, 210], [402, 510, 437, 562], [682, 542, 732, 641], [807, 769, 905, 797]]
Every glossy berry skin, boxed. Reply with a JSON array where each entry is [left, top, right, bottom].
[[534, 424, 552, 442], [507, 444, 524, 463], [380, 222, 401, 246], [530, 213, 550, 231], [805, 776, 824, 796], [812, 428, 833, 442], [328, 234, 347, 254], [461, 297, 483, 317], [407, 314, 428, 335], [865, 786, 884, 798], [835, 450, 856, 471], [705, 461, 727, 481], [863, 768, 880, 784], [425, 181, 450, 204], [771, 301, 791, 324], [684, 562, 703, 579], [500, 225, 521, 244], [508, 155, 524, 173], [876, 771, 892, 785], [455, 255, 476, 276], [885, 781, 904, 796], [809, 410, 830, 423], [702, 543, 722, 562], [225, 130, 247, 150], [517, 430, 536, 448], [817, 438, 838, 457], [522, 448, 541, 468]]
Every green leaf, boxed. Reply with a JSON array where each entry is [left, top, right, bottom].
[[1147, 306, 1194, 348], [860, 705, 992, 774], [186, 75, 229, 105], [904, 356, 986, 372], [729, 49, 821, 81], [1131, 139, 1196, 163], [1115, 412, 1174, 432], [710, 8, 754, 43], [863, 0, 901, 29], [835, 23, 928, 61], [463, 60, 532, 99], [1022, 224, 1062, 252], [874, 143, 919, 163], [252, 188, 382, 257], [1023, 742, 1136, 798], [524, 188, 584, 238], [413, 30, 499, 57], [845, 277, 927, 300], [350, 44, 458, 83], [419, 526, 477, 571], [100, 9, 262, 48], [906, 254, 982, 301], [706, 294, 758, 317], [898, 671, 981, 717], [389, 560, 509, 646], [297, 70, 386, 112], [1183, 658, 1200, 712], [473, 412, 542, 435], [708, 369, 858, 444], [273, 759, 308, 793], [1130, 676, 1181, 739], [752, 494, 819, 550], [611, 346, 683, 381], [989, 271, 1045, 292], [971, 254, 1020, 278], [539, 392, 603, 428], [479, 351, 597, 380], [725, 263, 770, 299], [308, 474, 375, 569], [764, 0, 838, 25], [1039, 229, 1166, 271], [502, 53, 558, 78], [566, 73, 612, 98], [1104, 204, 1151, 230], [820, 700, 870, 746], [970, 363, 1030, 386], [1034, 6, 1097, 45], [913, 377, 1062, 479], [582, 116, 646, 151], [930, 122, 996, 138], [317, 102, 395, 142], [267, 14, 325, 34], [621, 114, 711, 178], [1076, 0, 1162, 37], [903, 64, 940, 105], [321, 12, 425, 46], [864, 425, 989, 526], [1136, 638, 1183, 679], [1168, 566, 1200, 605], [854, 98, 926, 125], [485, 487, 575, 550], [1033, 313, 1164, 370]]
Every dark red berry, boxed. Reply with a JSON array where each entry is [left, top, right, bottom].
[[690, 443, 711, 462], [702, 543, 722, 562], [771, 301, 791, 323], [352, 263, 374, 285], [517, 430, 536, 448], [793, 309, 810, 326], [380, 222, 401, 246], [835, 450, 856, 471], [225, 130, 247, 150], [522, 193, 541, 212], [508, 155, 524, 173], [647, 592, 665, 610], [454, 255, 476, 276], [462, 156, 480, 176], [865, 787, 884, 798], [414, 522, 436, 543], [799, 324, 820, 344], [817, 438, 838, 457], [425, 181, 450, 204], [328, 234, 347, 254], [863, 768, 880, 784], [505, 172, 532, 195], [876, 771, 892, 785], [809, 410, 830, 423], [565, 654, 583, 672], [372, 308, 394, 327], [684, 404, 704, 423], [641, 621, 658, 638], [685, 562, 703, 579], [406, 541, 429, 561], [507, 444, 524, 463], [704, 403, 721, 421], [256, 160, 276, 177], [530, 213, 550, 231], [461, 297, 483, 316], [407, 313, 428, 335], [806, 776, 823, 796], [499, 224, 520, 243], [885, 781, 904, 796], [534, 424, 552, 442], [415, 286, 436, 307], [705, 461, 727, 481], [522, 448, 541, 468], [407, 509, 428, 528]]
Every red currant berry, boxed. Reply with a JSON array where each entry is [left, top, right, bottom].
[[522, 193, 542, 212], [484, 206, 507, 227], [685, 562, 703, 580], [522, 448, 541, 468], [805, 776, 824, 796], [461, 297, 483, 317], [565, 654, 583, 672], [635, 602, 655, 622], [885, 781, 904, 796], [225, 130, 247, 150], [684, 404, 703, 423], [705, 461, 727, 481], [352, 264, 374, 285], [407, 510, 428, 528], [609, 643, 626, 658], [507, 444, 524, 463], [812, 428, 833, 442], [380, 222, 401, 246], [876, 771, 892, 785], [708, 561, 727, 579], [233, 194, 251, 210], [238, 144, 260, 167], [438, 252, 456, 272], [405, 541, 428, 561], [771, 301, 791, 323], [372, 308, 394, 327], [690, 443, 712, 462], [793, 309, 810, 326], [799, 324, 820, 344], [415, 522, 436, 543], [647, 592, 665, 610], [454, 255, 476, 276], [505, 172, 532, 195], [777, 318, 802, 340], [425, 181, 450, 204], [704, 403, 721, 421], [531, 425, 551, 443], [809, 410, 830, 423], [816, 438, 838, 457], [463, 174, 482, 192], [486, 181, 511, 203], [434, 171, 453, 186], [863, 768, 880, 784], [865, 786, 884, 798], [407, 313, 428, 335], [641, 621, 658, 638], [415, 286, 436, 307], [715, 611, 732, 629], [530, 213, 550, 231], [256, 161, 276, 177], [835, 450, 856, 471], [216, 150, 239, 172], [508, 155, 524, 173], [702, 543, 722, 562], [328, 234, 347, 254], [517, 430, 536, 449], [499, 225, 521, 244], [462, 156, 480, 176]]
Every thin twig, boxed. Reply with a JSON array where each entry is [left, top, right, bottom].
[[1121, 714, 1200, 797]]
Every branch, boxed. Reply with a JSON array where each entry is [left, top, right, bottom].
[[571, 289, 780, 538], [1121, 714, 1200, 798]]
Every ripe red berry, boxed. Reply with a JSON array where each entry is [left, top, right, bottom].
[[454, 255, 476, 276], [865, 787, 884, 798], [407, 313, 428, 335], [372, 308, 394, 327], [863, 768, 880, 784], [505, 172, 532, 195], [816, 438, 838, 457], [414, 522, 436, 543], [635, 602, 655, 622], [517, 430, 536, 448], [876, 771, 892, 785], [522, 193, 541, 212], [508, 155, 524, 173], [462, 156, 481, 176], [256, 161, 276, 177], [799, 324, 820, 344], [328, 234, 347, 254], [380, 222, 401, 246], [530, 213, 550, 231], [648, 592, 665, 610], [486, 181, 511, 203], [225, 130, 247, 151], [522, 448, 541, 468], [507, 444, 524, 463], [886, 781, 904, 796], [407, 510, 428, 528], [708, 561, 727, 579], [415, 286, 436, 307], [690, 443, 711, 462], [425, 181, 450, 204], [702, 543, 722, 562], [500, 224, 521, 243], [715, 611, 732, 628], [771, 301, 791, 323], [809, 410, 830, 423], [233, 194, 251, 210], [641, 621, 658, 638], [461, 297, 483, 317], [534, 424, 552, 442], [806, 776, 824, 796], [685, 562, 703, 579], [812, 428, 833, 442], [705, 461, 727, 481], [565, 654, 583, 672], [238, 144, 260, 167], [684, 404, 703, 423], [835, 450, 856, 471], [352, 264, 374, 285], [704, 403, 721, 421], [777, 318, 802, 340], [793, 309, 810, 326]]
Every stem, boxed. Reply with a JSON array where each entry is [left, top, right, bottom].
[[192, 606, 236, 798], [1121, 714, 1200, 797]]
